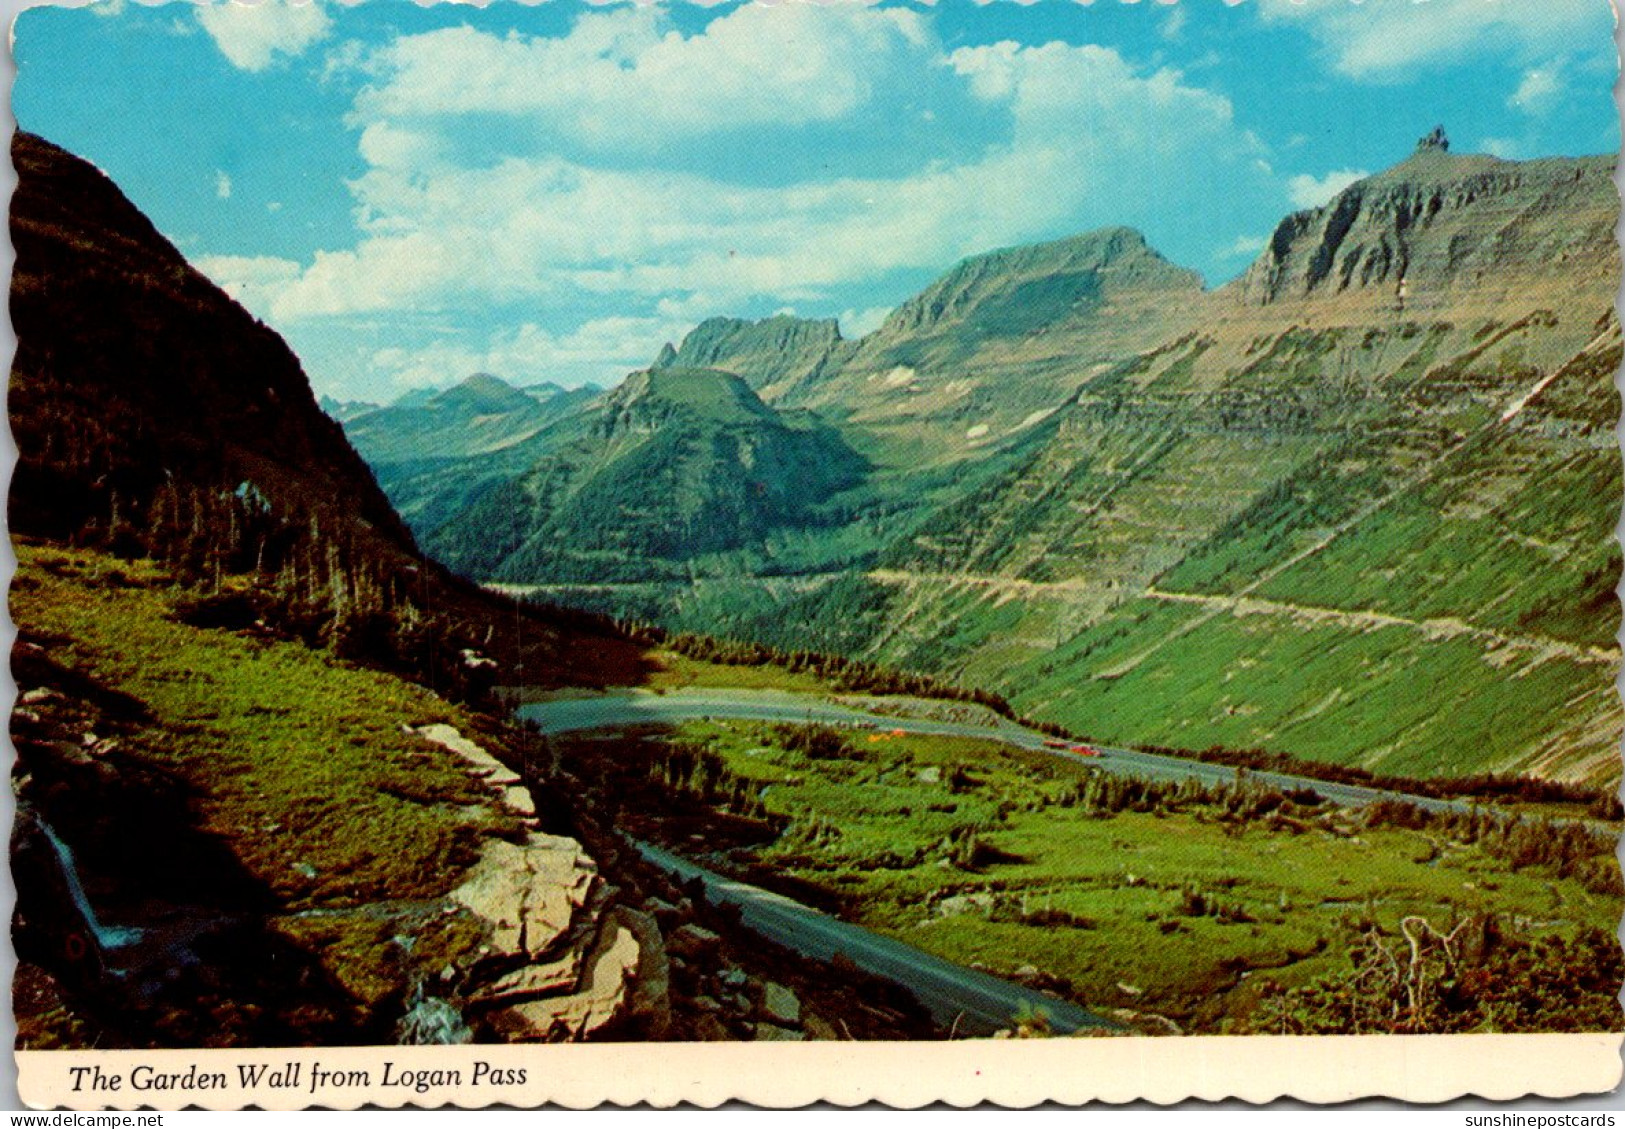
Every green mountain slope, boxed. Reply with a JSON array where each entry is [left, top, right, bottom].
[[426, 366, 871, 583], [738, 143, 1621, 783], [344, 374, 603, 541], [334, 133, 1619, 785]]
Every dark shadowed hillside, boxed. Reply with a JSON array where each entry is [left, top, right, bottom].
[[9, 130, 649, 695]]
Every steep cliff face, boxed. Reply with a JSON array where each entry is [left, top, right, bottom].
[[9, 131, 415, 561], [1236, 149, 1618, 310], [9, 129, 647, 695], [654, 314, 847, 394]]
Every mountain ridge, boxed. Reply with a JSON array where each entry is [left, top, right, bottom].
[[420, 139, 1622, 784]]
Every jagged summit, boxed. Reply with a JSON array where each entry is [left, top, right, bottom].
[[1417, 124, 1450, 153]]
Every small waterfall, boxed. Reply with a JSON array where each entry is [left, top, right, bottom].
[[37, 820, 145, 951]]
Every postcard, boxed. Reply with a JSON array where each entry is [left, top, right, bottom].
[[8, 0, 1623, 1110]]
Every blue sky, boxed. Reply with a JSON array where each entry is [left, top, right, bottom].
[[14, 0, 1620, 402]]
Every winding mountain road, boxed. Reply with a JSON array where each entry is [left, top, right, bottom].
[[516, 687, 1534, 820], [633, 841, 1114, 1036], [518, 686, 1608, 1036]]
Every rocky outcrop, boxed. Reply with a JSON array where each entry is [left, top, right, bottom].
[[414, 723, 537, 824], [411, 725, 669, 1042], [450, 835, 598, 960], [479, 908, 651, 1040]]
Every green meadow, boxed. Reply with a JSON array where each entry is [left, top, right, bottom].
[[556, 717, 1621, 1033]]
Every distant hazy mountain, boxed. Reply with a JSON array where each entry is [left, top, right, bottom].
[[344, 372, 600, 465], [319, 394, 383, 423]]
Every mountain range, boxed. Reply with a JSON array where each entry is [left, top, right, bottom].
[[349, 130, 1621, 784]]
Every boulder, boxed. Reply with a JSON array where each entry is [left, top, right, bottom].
[[467, 953, 581, 1006], [450, 833, 598, 960], [669, 923, 721, 957], [484, 916, 642, 1041], [755, 1023, 804, 1042], [759, 981, 801, 1027]]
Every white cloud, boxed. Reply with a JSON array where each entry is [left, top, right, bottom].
[[352, 6, 932, 154], [1223, 234, 1270, 259], [215, 170, 232, 200], [196, 1, 331, 73], [256, 21, 1264, 321], [840, 306, 894, 339], [1509, 66, 1563, 113], [1480, 136, 1522, 159], [192, 253, 302, 312], [1286, 168, 1368, 210], [366, 317, 686, 395], [230, 8, 1272, 391], [1255, 0, 1602, 80]]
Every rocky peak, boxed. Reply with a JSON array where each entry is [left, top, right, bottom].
[[1234, 148, 1617, 306], [876, 226, 1202, 340], [656, 315, 844, 391], [1417, 125, 1450, 154]]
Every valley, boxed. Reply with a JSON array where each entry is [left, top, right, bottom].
[[346, 137, 1621, 788], [537, 703, 1620, 1034], [10, 118, 1622, 1051]]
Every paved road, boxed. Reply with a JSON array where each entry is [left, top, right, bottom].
[[517, 687, 1581, 824], [633, 841, 1115, 1036]]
